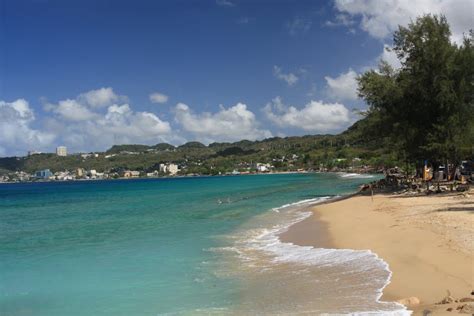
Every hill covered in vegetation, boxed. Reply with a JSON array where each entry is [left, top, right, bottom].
[[0, 117, 395, 175]]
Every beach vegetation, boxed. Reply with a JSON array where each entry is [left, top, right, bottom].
[[358, 15, 474, 170]]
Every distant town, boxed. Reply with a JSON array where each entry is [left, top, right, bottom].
[[0, 141, 376, 183]]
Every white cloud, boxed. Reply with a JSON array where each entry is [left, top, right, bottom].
[[273, 66, 299, 86], [325, 69, 359, 101], [0, 99, 55, 156], [379, 44, 402, 69], [321, 47, 400, 108], [327, 13, 355, 27], [36, 88, 174, 153], [52, 99, 98, 121], [102, 104, 171, 136], [333, 0, 473, 44], [325, 13, 357, 34], [287, 17, 312, 36], [44, 102, 172, 153], [174, 102, 272, 142], [264, 97, 351, 132], [216, 0, 234, 7], [149, 92, 169, 104], [79, 87, 119, 108]]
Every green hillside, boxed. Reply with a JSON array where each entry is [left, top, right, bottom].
[[0, 117, 397, 175]]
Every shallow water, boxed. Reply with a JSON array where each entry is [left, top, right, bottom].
[[213, 199, 409, 315], [0, 173, 408, 315]]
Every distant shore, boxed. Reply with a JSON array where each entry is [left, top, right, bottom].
[[0, 170, 379, 184], [281, 189, 473, 315]]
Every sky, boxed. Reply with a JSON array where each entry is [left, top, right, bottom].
[[0, 0, 472, 156]]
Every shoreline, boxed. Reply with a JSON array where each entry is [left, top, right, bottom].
[[231, 193, 410, 315], [280, 189, 473, 314], [0, 170, 381, 184]]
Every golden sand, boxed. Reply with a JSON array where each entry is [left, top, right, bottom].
[[282, 190, 474, 315]]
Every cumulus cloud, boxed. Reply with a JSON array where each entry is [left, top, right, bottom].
[[263, 97, 351, 132], [324, 49, 401, 100], [78, 87, 119, 108], [273, 66, 299, 86], [35, 88, 173, 153], [0, 99, 56, 156], [324, 69, 359, 101], [333, 0, 473, 44], [149, 92, 169, 104], [379, 44, 402, 69], [52, 99, 98, 121], [101, 104, 171, 136], [174, 102, 272, 142]]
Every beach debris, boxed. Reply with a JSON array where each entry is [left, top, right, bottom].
[[446, 307, 453, 311], [456, 184, 470, 192], [397, 296, 420, 306], [459, 297, 474, 302], [439, 296, 455, 304], [437, 290, 455, 304], [458, 303, 474, 314]]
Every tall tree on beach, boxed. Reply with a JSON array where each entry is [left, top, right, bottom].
[[357, 15, 474, 169]]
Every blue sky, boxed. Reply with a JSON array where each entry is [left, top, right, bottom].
[[0, 0, 471, 156]]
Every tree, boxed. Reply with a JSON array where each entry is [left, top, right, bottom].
[[358, 15, 474, 170]]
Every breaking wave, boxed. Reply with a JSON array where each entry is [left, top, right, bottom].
[[209, 196, 411, 315]]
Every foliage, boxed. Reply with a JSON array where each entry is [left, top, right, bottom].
[[0, 124, 400, 174], [358, 15, 474, 167]]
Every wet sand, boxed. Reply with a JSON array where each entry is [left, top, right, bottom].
[[281, 190, 474, 314]]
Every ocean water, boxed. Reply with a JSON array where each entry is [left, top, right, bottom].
[[0, 173, 408, 315]]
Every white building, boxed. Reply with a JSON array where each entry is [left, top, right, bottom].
[[56, 146, 67, 156], [159, 163, 179, 175], [28, 150, 42, 156], [167, 164, 179, 175], [146, 170, 159, 177], [256, 163, 272, 173], [159, 163, 167, 173]]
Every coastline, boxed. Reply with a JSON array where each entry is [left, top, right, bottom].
[[280, 189, 473, 314], [0, 170, 379, 184]]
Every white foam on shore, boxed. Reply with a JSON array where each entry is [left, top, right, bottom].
[[221, 196, 412, 315], [339, 172, 376, 179], [271, 196, 333, 212]]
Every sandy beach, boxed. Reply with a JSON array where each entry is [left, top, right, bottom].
[[281, 189, 474, 315]]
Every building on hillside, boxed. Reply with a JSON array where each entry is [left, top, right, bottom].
[[159, 163, 167, 173], [87, 170, 97, 178], [123, 170, 140, 178], [256, 163, 272, 173], [76, 168, 85, 178], [35, 169, 53, 179], [56, 146, 67, 156], [167, 164, 179, 175], [146, 170, 159, 177], [159, 163, 179, 175], [55, 171, 74, 181], [28, 150, 42, 156]]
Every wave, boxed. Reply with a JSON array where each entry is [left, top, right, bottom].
[[339, 172, 376, 179], [215, 196, 411, 315], [271, 196, 333, 212]]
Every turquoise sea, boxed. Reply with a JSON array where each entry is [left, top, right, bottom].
[[0, 173, 409, 315]]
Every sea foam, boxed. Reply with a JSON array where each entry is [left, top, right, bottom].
[[219, 196, 412, 315], [339, 172, 376, 179]]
